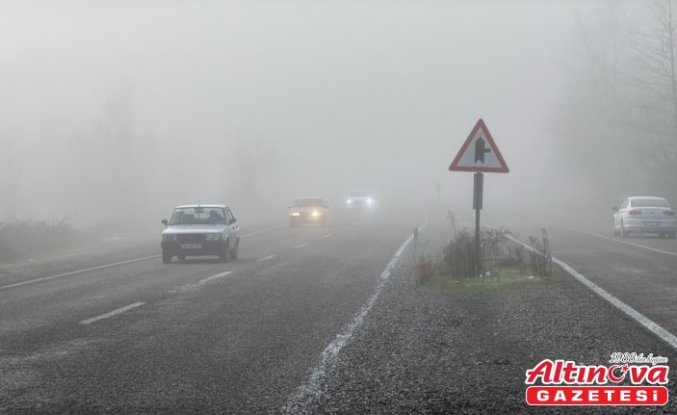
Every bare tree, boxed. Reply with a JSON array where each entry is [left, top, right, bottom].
[[629, 0, 677, 160]]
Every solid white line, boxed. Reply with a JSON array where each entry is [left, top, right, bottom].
[[294, 243, 307, 249], [241, 225, 287, 238], [257, 254, 277, 263], [321, 233, 332, 238], [506, 234, 677, 351], [283, 219, 427, 413], [566, 228, 677, 258], [0, 255, 160, 292], [79, 302, 145, 325], [0, 224, 287, 293]]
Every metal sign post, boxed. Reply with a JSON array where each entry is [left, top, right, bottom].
[[449, 119, 509, 278], [473, 172, 483, 276]]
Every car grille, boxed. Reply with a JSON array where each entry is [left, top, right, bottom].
[[177, 234, 206, 243]]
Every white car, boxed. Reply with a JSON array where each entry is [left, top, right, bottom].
[[346, 190, 375, 209], [613, 196, 676, 238], [161, 204, 240, 263]]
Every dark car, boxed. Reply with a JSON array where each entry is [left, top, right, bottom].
[[289, 197, 329, 227], [161, 204, 240, 263]]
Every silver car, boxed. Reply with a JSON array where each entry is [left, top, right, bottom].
[[161, 204, 240, 263], [613, 196, 676, 238]]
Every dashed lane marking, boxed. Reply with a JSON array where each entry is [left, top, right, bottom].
[[171, 271, 232, 293], [257, 254, 277, 263], [79, 302, 145, 325]]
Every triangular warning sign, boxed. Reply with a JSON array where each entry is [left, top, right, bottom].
[[449, 119, 509, 173]]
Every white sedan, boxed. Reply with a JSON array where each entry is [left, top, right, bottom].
[[613, 196, 676, 238]]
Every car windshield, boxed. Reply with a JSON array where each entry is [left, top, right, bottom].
[[630, 198, 670, 208], [169, 207, 226, 225], [350, 191, 370, 197], [293, 198, 324, 207]]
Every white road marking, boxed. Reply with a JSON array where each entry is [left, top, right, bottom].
[[506, 234, 677, 351], [240, 225, 287, 238], [321, 233, 332, 238], [294, 243, 307, 249], [284, 219, 427, 413], [171, 271, 232, 293], [257, 254, 277, 263], [0, 255, 160, 292], [566, 228, 677, 258], [79, 302, 145, 325]]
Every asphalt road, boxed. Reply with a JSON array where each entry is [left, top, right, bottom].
[[3, 204, 677, 413], [479, 207, 677, 344], [0, 210, 419, 414]]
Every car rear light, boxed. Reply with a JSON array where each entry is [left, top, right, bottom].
[[664, 211, 675, 216], [628, 210, 642, 215]]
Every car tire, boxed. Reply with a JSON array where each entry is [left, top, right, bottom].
[[162, 251, 172, 264], [669, 232, 676, 239], [230, 239, 239, 261], [620, 222, 628, 238], [219, 240, 231, 263]]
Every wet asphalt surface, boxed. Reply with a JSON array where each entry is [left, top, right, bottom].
[[1, 205, 677, 414]]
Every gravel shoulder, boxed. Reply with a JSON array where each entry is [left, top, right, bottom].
[[291, 223, 677, 414]]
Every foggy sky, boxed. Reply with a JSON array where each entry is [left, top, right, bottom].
[[0, 1, 639, 224]]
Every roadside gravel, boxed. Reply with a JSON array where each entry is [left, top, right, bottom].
[[289, 225, 677, 414]]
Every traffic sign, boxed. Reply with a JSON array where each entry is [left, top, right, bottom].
[[448, 119, 509, 173]]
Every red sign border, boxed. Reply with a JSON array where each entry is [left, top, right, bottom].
[[448, 118, 509, 173]]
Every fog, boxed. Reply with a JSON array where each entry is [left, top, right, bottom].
[[0, 1, 673, 229]]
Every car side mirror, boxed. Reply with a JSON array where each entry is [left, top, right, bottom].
[[229, 218, 237, 224], [161, 219, 168, 225], [612, 207, 618, 212]]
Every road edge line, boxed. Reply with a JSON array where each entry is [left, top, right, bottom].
[[282, 218, 427, 414], [506, 235, 677, 351]]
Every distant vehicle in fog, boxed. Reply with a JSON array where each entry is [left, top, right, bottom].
[[289, 197, 328, 227], [346, 190, 375, 209], [161, 204, 240, 263], [613, 196, 676, 238]]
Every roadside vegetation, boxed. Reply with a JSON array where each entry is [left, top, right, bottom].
[[415, 213, 555, 295], [0, 219, 89, 263]]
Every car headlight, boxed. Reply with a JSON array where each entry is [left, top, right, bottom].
[[367, 198, 374, 206], [311, 210, 322, 217], [162, 233, 177, 241], [346, 199, 353, 205], [291, 211, 301, 217], [205, 233, 222, 241]]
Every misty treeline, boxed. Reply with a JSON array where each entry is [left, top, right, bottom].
[[558, 0, 677, 205], [0, 86, 280, 226]]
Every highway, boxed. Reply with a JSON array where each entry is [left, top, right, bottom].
[[2, 206, 676, 413], [0, 211, 419, 414]]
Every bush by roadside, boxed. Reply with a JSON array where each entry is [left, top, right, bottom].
[[0, 219, 90, 263]]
